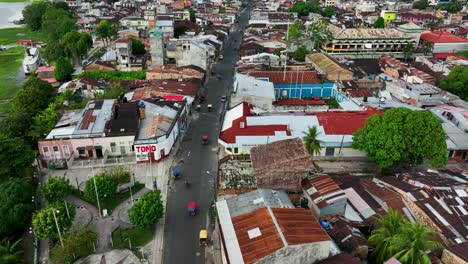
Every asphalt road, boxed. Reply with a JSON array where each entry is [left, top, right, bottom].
[[163, 3, 252, 264]]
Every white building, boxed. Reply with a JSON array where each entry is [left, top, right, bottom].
[[232, 73, 276, 111], [175, 39, 215, 70], [218, 102, 381, 157]]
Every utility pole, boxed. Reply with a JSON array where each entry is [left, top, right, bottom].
[[52, 209, 64, 249], [92, 168, 102, 217]]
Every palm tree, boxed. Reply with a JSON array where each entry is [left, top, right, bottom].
[[303, 126, 322, 156], [368, 210, 407, 264], [0, 238, 23, 264], [391, 223, 441, 264]]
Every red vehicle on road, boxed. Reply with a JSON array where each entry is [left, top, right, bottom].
[[188, 201, 196, 216]]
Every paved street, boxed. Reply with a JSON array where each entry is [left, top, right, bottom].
[[163, 3, 252, 264]]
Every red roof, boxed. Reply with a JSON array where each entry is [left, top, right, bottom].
[[220, 103, 292, 144], [116, 39, 130, 44], [247, 71, 320, 84], [433, 52, 454, 59], [302, 176, 346, 209], [18, 39, 34, 45], [275, 99, 327, 106], [420, 31, 468, 43], [316, 108, 382, 135], [163, 95, 185, 101]]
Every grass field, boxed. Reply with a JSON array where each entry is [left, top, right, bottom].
[[112, 226, 154, 249], [0, 46, 23, 102], [0, 27, 44, 46], [0, 0, 29, 3]]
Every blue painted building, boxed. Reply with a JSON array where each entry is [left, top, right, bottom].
[[248, 71, 348, 102]]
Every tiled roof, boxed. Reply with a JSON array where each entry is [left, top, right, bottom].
[[360, 179, 407, 215], [303, 176, 346, 209], [123, 79, 201, 98], [421, 31, 468, 43], [315, 108, 382, 135], [247, 71, 321, 84], [316, 253, 361, 264], [250, 138, 310, 171], [446, 242, 468, 262], [272, 208, 329, 244], [232, 208, 283, 264]]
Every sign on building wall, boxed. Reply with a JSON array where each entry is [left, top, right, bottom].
[[135, 144, 157, 161]]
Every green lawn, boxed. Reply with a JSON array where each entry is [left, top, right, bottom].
[[0, 46, 23, 102], [112, 226, 154, 249], [0, 0, 29, 2], [73, 182, 146, 214], [0, 27, 44, 46]]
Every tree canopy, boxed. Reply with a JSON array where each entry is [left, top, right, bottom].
[[436, 0, 462, 13], [22, 0, 50, 31], [352, 108, 447, 169], [438, 65, 468, 101], [55, 57, 74, 82], [129, 191, 164, 228], [308, 19, 333, 49], [61, 31, 93, 65], [0, 135, 36, 179], [287, 21, 305, 41], [189, 8, 196, 22], [0, 238, 23, 264], [0, 179, 32, 238], [11, 77, 54, 117], [50, 228, 97, 264], [321, 6, 334, 18], [94, 83, 125, 99], [174, 26, 187, 38], [292, 45, 309, 61], [130, 38, 146, 55], [32, 203, 75, 239], [96, 20, 117, 46], [412, 0, 429, 10], [40, 177, 73, 204], [373, 17, 385, 28], [369, 210, 441, 264], [303, 126, 322, 156], [288, 0, 321, 17], [83, 174, 118, 202]]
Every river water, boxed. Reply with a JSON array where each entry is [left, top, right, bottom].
[[0, 2, 27, 29]]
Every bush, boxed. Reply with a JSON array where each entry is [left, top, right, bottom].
[[32, 202, 75, 239], [77, 70, 146, 81], [83, 174, 118, 202], [40, 176, 72, 203], [129, 191, 164, 228], [54, 57, 74, 82], [50, 228, 97, 264], [105, 166, 131, 184]]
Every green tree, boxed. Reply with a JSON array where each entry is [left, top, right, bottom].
[[438, 65, 468, 100], [61, 31, 92, 65], [273, 47, 286, 56], [218, 7, 226, 13], [129, 191, 164, 228], [55, 57, 74, 82], [130, 38, 146, 55], [321, 6, 334, 18], [53, 1, 71, 12], [94, 83, 125, 99], [0, 136, 36, 179], [292, 45, 309, 61], [50, 228, 97, 264], [83, 174, 118, 202], [287, 20, 305, 41], [369, 210, 441, 264], [0, 112, 35, 145], [33, 203, 75, 239], [437, 0, 462, 13], [374, 17, 385, 28], [417, 41, 433, 55], [22, 0, 50, 31], [0, 179, 32, 238], [412, 0, 429, 9], [189, 8, 196, 22], [369, 210, 408, 264], [11, 77, 54, 116], [308, 19, 333, 49], [392, 223, 441, 264], [326, 97, 339, 108], [302, 126, 322, 156], [289, 0, 321, 17], [40, 177, 73, 204], [0, 238, 23, 264], [174, 26, 187, 38], [352, 108, 448, 169], [28, 102, 58, 142], [403, 42, 415, 61], [41, 6, 76, 42], [43, 41, 66, 62], [96, 20, 117, 46]]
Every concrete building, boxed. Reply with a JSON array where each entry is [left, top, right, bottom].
[[218, 102, 381, 156], [175, 39, 215, 70], [396, 23, 423, 48], [305, 53, 354, 81], [216, 189, 333, 264], [149, 28, 166, 67], [38, 100, 137, 168], [384, 79, 451, 107], [116, 39, 132, 71], [155, 20, 174, 39], [232, 73, 276, 111], [302, 175, 347, 218], [323, 25, 415, 59], [120, 16, 149, 30], [420, 31, 468, 58], [250, 138, 315, 192]]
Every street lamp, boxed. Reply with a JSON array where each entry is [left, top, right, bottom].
[[52, 209, 64, 249]]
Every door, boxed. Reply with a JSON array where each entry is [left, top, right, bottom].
[[88, 149, 94, 158], [95, 148, 103, 158]]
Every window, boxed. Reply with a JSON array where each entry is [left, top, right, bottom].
[[43, 146, 50, 157], [77, 147, 85, 155], [53, 146, 60, 157], [120, 146, 126, 155], [234, 147, 239, 154], [110, 142, 117, 152], [63, 146, 70, 158], [325, 147, 335, 156], [227, 147, 232, 153]]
